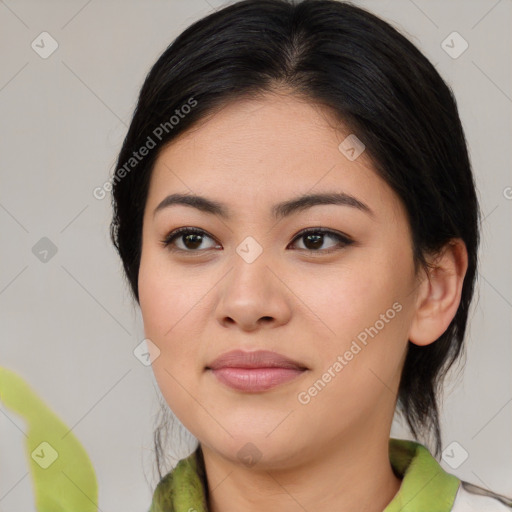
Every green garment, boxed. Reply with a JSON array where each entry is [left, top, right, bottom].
[[148, 438, 461, 512], [0, 366, 99, 512]]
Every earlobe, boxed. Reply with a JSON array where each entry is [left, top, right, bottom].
[[409, 239, 468, 347]]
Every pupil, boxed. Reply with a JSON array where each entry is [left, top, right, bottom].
[[305, 234, 323, 249], [184, 233, 202, 249]]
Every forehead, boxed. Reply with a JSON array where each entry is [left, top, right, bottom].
[[146, 93, 404, 223]]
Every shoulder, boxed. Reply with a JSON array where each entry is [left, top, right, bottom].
[[451, 480, 512, 511]]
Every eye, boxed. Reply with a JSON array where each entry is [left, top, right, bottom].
[[161, 227, 220, 252], [288, 228, 354, 253], [162, 227, 353, 254]]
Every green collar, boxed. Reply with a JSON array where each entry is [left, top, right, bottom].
[[385, 438, 460, 511], [149, 438, 461, 512]]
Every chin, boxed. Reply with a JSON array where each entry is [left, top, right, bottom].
[[200, 430, 306, 470]]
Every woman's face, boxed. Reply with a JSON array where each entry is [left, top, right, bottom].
[[138, 93, 420, 468]]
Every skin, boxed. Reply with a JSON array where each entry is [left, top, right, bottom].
[[138, 91, 468, 512]]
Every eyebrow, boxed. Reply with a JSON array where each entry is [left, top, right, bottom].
[[153, 191, 373, 220]]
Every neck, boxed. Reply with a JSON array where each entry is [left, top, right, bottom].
[[201, 430, 402, 512]]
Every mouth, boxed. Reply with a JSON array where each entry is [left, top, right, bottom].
[[206, 349, 308, 393]]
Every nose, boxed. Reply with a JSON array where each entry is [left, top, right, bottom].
[[215, 252, 292, 332]]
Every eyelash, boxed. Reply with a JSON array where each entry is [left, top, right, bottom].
[[160, 227, 354, 255]]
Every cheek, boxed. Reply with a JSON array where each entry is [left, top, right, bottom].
[[296, 258, 410, 337], [299, 250, 416, 381], [138, 255, 206, 425], [138, 253, 201, 392], [138, 250, 203, 340], [292, 273, 412, 427]]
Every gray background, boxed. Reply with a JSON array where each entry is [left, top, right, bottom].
[[0, 0, 510, 510]]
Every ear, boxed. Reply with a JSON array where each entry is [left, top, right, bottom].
[[409, 239, 468, 347]]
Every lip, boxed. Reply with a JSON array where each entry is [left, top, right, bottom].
[[206, 350, 308, 392]]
